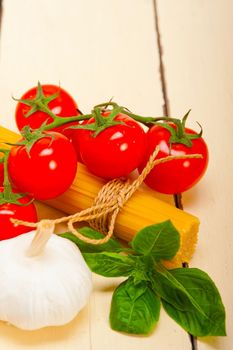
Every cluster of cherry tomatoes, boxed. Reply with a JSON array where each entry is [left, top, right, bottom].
[[0, 83, 209, 240]]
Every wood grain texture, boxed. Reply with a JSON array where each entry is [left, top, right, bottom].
[[0, 0, 2, 32], [0, 0, 163, 132], [158, 0, 233, 348]]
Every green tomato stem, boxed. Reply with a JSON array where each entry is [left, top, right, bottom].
[[0, 149, 12, 200], [123, 111, 179, 125], [92, 108, 106, 127], [3, 152, 12, 201], [42, 114, 93, 131], [94, 102, 119, 109], [0, 148, 35, 206]]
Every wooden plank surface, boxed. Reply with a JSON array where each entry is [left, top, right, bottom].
[[158, 1, 233, 348], [0, 0, 231, 349], [0, 0, 163, 129]]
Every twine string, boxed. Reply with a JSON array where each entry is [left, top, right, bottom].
[[11, 148, 203, 255]]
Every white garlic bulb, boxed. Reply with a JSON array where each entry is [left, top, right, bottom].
[[0, 231, 92, 330]]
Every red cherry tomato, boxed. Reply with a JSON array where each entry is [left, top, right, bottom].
[[139, 124, 208, 194], [0, 163, 3, 186], [15, 84, 79, 137], [0, 187, 38, 240], [8, 132, 77, 200], [74, 113, 147, 179]]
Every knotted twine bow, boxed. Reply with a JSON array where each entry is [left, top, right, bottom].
[[11, 147, 202, 256]]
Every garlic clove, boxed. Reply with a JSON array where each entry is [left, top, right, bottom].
[[0, 231, 92, 330]]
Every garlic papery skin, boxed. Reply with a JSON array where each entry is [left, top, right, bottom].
[[0, 231, 92, 330]]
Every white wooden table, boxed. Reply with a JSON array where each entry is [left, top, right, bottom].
[[0, 1, 232, 349]]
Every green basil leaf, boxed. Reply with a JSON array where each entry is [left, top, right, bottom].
[[60, 226, 122, 253], [110, 278, 160, 334], [129, 255, 154, 284], [152, 266, 226, 336], [131, 220, 180, 260], [83, 252, 136, 277]]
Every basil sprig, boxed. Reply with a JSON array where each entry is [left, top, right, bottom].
[[62, 222, 226, 337]]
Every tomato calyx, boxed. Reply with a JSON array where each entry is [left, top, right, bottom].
[[14, 82, 92, 132], [6, 122, 56, 154], [70, 105, 127, 137], [13, 81, 59, 120], [156, 110, 203, 148], [0, 149, 32, 206], [0, 187, 29, 206]]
